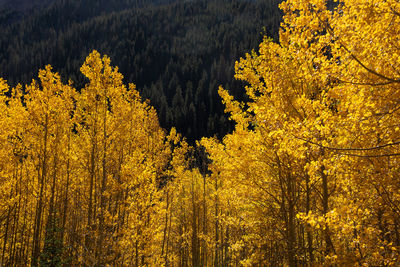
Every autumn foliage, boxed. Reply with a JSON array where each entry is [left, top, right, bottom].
[[1, 0, 400, 266]]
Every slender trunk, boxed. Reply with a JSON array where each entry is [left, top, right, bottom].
[[165, 206, 172, 266], [32, 114, 49, 267], [202, 173, 207, 267], [21, 187, 29, 265], [192, 173, 199, 267], [40, 138, 60, 264], [61, 135, 71, 247], [11, 166, 23, 265], [86, 101, 98, 258], [161, 190, 170, 259], [305, 174, 314, 263], [10, 208, 18, 265], [321, 165, 334, 255], [97, 93, 108, 263], [287, 192, 296, 267], [178, 223, 183, 267], [214, 175, 219, 267], [86, 137, 95, 252], [224, 225, 229, 266], [277, 155, 296, 267], [220, 224, 224, 266], [395, 216, 400, 246], [2, 183, 13, 264], [16, 164, 25, 265], [135, 240, 139, 267]]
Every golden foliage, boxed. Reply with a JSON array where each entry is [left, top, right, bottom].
[[2, 0, 400, 265], [201, 0, 400, 265]]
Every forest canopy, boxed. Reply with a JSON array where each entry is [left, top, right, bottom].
[[1, 0, 400, 266]]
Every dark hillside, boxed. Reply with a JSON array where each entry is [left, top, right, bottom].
[[0, 0, 57, 12], [0, 0, 282, 141]]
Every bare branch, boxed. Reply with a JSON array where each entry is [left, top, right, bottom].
[[295, 136, 400, 152]]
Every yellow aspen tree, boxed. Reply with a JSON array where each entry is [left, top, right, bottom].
[[35, 69, 76, 266], [202, 0, 400, 265], [1, 84, 33, 266], [157, 134, 214, 267], [0, 51, 196, 266], [114, 92, 170, 266], [202, 36, 329, 265], [0, 80, 23, 266], [73, 50, 177, 265], [280, 0, 400, 265], [23, 66, 76, 266], [74, 51, 127, 264], [0, 67, 76, 266]]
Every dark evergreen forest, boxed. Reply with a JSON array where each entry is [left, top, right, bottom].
[[0, 0, 282, 141]]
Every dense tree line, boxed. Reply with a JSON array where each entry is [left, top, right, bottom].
[[0, 0, 282, 142], [2, 0, 400, 266]]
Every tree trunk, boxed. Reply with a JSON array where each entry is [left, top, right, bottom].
[[31, 114, 49, 267], [305, 174, 314, 263], [321, 165, 334, 255]]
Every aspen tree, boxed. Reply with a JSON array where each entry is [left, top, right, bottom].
[[23, 66, 75, 266], [202, 0, 400, 265]]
